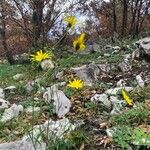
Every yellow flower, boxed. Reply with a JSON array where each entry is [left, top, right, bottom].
[[73, 33, 86, 51], [122, 88, 133, 106], [67, 79, 84, 90], [30, 50, 52, 62], [64, 16, 77, 28]]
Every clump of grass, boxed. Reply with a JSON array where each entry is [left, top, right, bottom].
[[111, 103, 150, 149], [111, 104, 150, 126], [57, 52, 100, 68], [63, 87, 76, 97], [45, 128, 88, 150], [113, 126, 133, 149], [130, 85, 150, 102], [113, 125, 150, 150]]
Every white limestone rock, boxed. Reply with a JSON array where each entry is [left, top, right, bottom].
[[106, 128, 114, 138], [132, 49, 141, 60], [71, 62, 100, 86], [132, 37, 150, 60], [4, 86, 17, 94], [136, 37, 150, 53], [104, 53, 111, 57], [0, 140, 46, 150], [0, 88, 5, 98], [41, 60, 54, 70], [112, 46, 121, 51], [25, 106, 41, 113], [118, 59, 132, 72], [133, 138, 150, 146], [136, 75, 145, 88], [55, 71, 64, 79], [112, 46, 121, 54], [91, 93, 111, 109], [116, 79, 126, 87], [23, 118, 76, 142], [43, 85, 71, 118], [0, 98, 10, 110], [105, 87, 133, 95], [13, 73, 24, 80], [97, 64, 111, 73], [0, 104, 23, 123], [24, 81, 35, 93], [43, 85, 58, 103], [110, 96, 125, 115]]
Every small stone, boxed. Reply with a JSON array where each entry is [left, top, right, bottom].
[[105, 45, 112, 49], [106, 128, 114, 138], [4, 86, 16, 94], [112, 46, 121, 54], [36, 87, 45, 95], [34, 97, 39, 101], [110, 96, 125, 115], [0, 98, 10, 110], [0, 88, 5, 98], [104, 53, 111, 57], [13, 53, 29, 63], [112, 46, 121, 51], [133, 138, 150, 146], [13, 73, 24, 80], [25, 106, 40, 113], [136, 37, 150, 52], [116, 79, 126, 87], [118, 59, 132, 72], [35, 78, 42, 85], [93, 43, 100, 52], [133, 37, 150, 60], [41, 60, 54, 70], [91, 93, 111, 109], [132, 49, 140, 60], [98, 64, 111, 73], [0, 59, 8, 64], [24, 81, 35, 93], [56, 71, 64, 80], [136, 75, 145, 88], [124, 54, 131, 60]]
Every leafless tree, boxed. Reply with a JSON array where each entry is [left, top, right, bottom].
[[0, 0, 15, 64]]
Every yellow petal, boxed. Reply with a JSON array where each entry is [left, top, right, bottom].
[[122, 88, 133, 106]]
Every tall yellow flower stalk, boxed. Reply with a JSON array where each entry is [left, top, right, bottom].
[[30, 50, 52, 62], [73, 33, 86, 51]]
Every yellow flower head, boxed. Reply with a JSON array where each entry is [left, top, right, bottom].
[[67, 79, 84, 90], [122, 88, 133, 106], [64, 16, 77, 28], [30, 50, 52, 62], [73, 33, 86, 51]]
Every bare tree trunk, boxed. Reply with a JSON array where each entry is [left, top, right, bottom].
[[130, 0, 139, 35], [32, 0, 44, 49], [134, 0, 143, 37], [0, 0, 15, 64], [111, 0, 117, 33], [121, 0, 129, 36]]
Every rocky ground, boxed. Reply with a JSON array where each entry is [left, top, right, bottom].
[[0, 37, 150, 150]]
